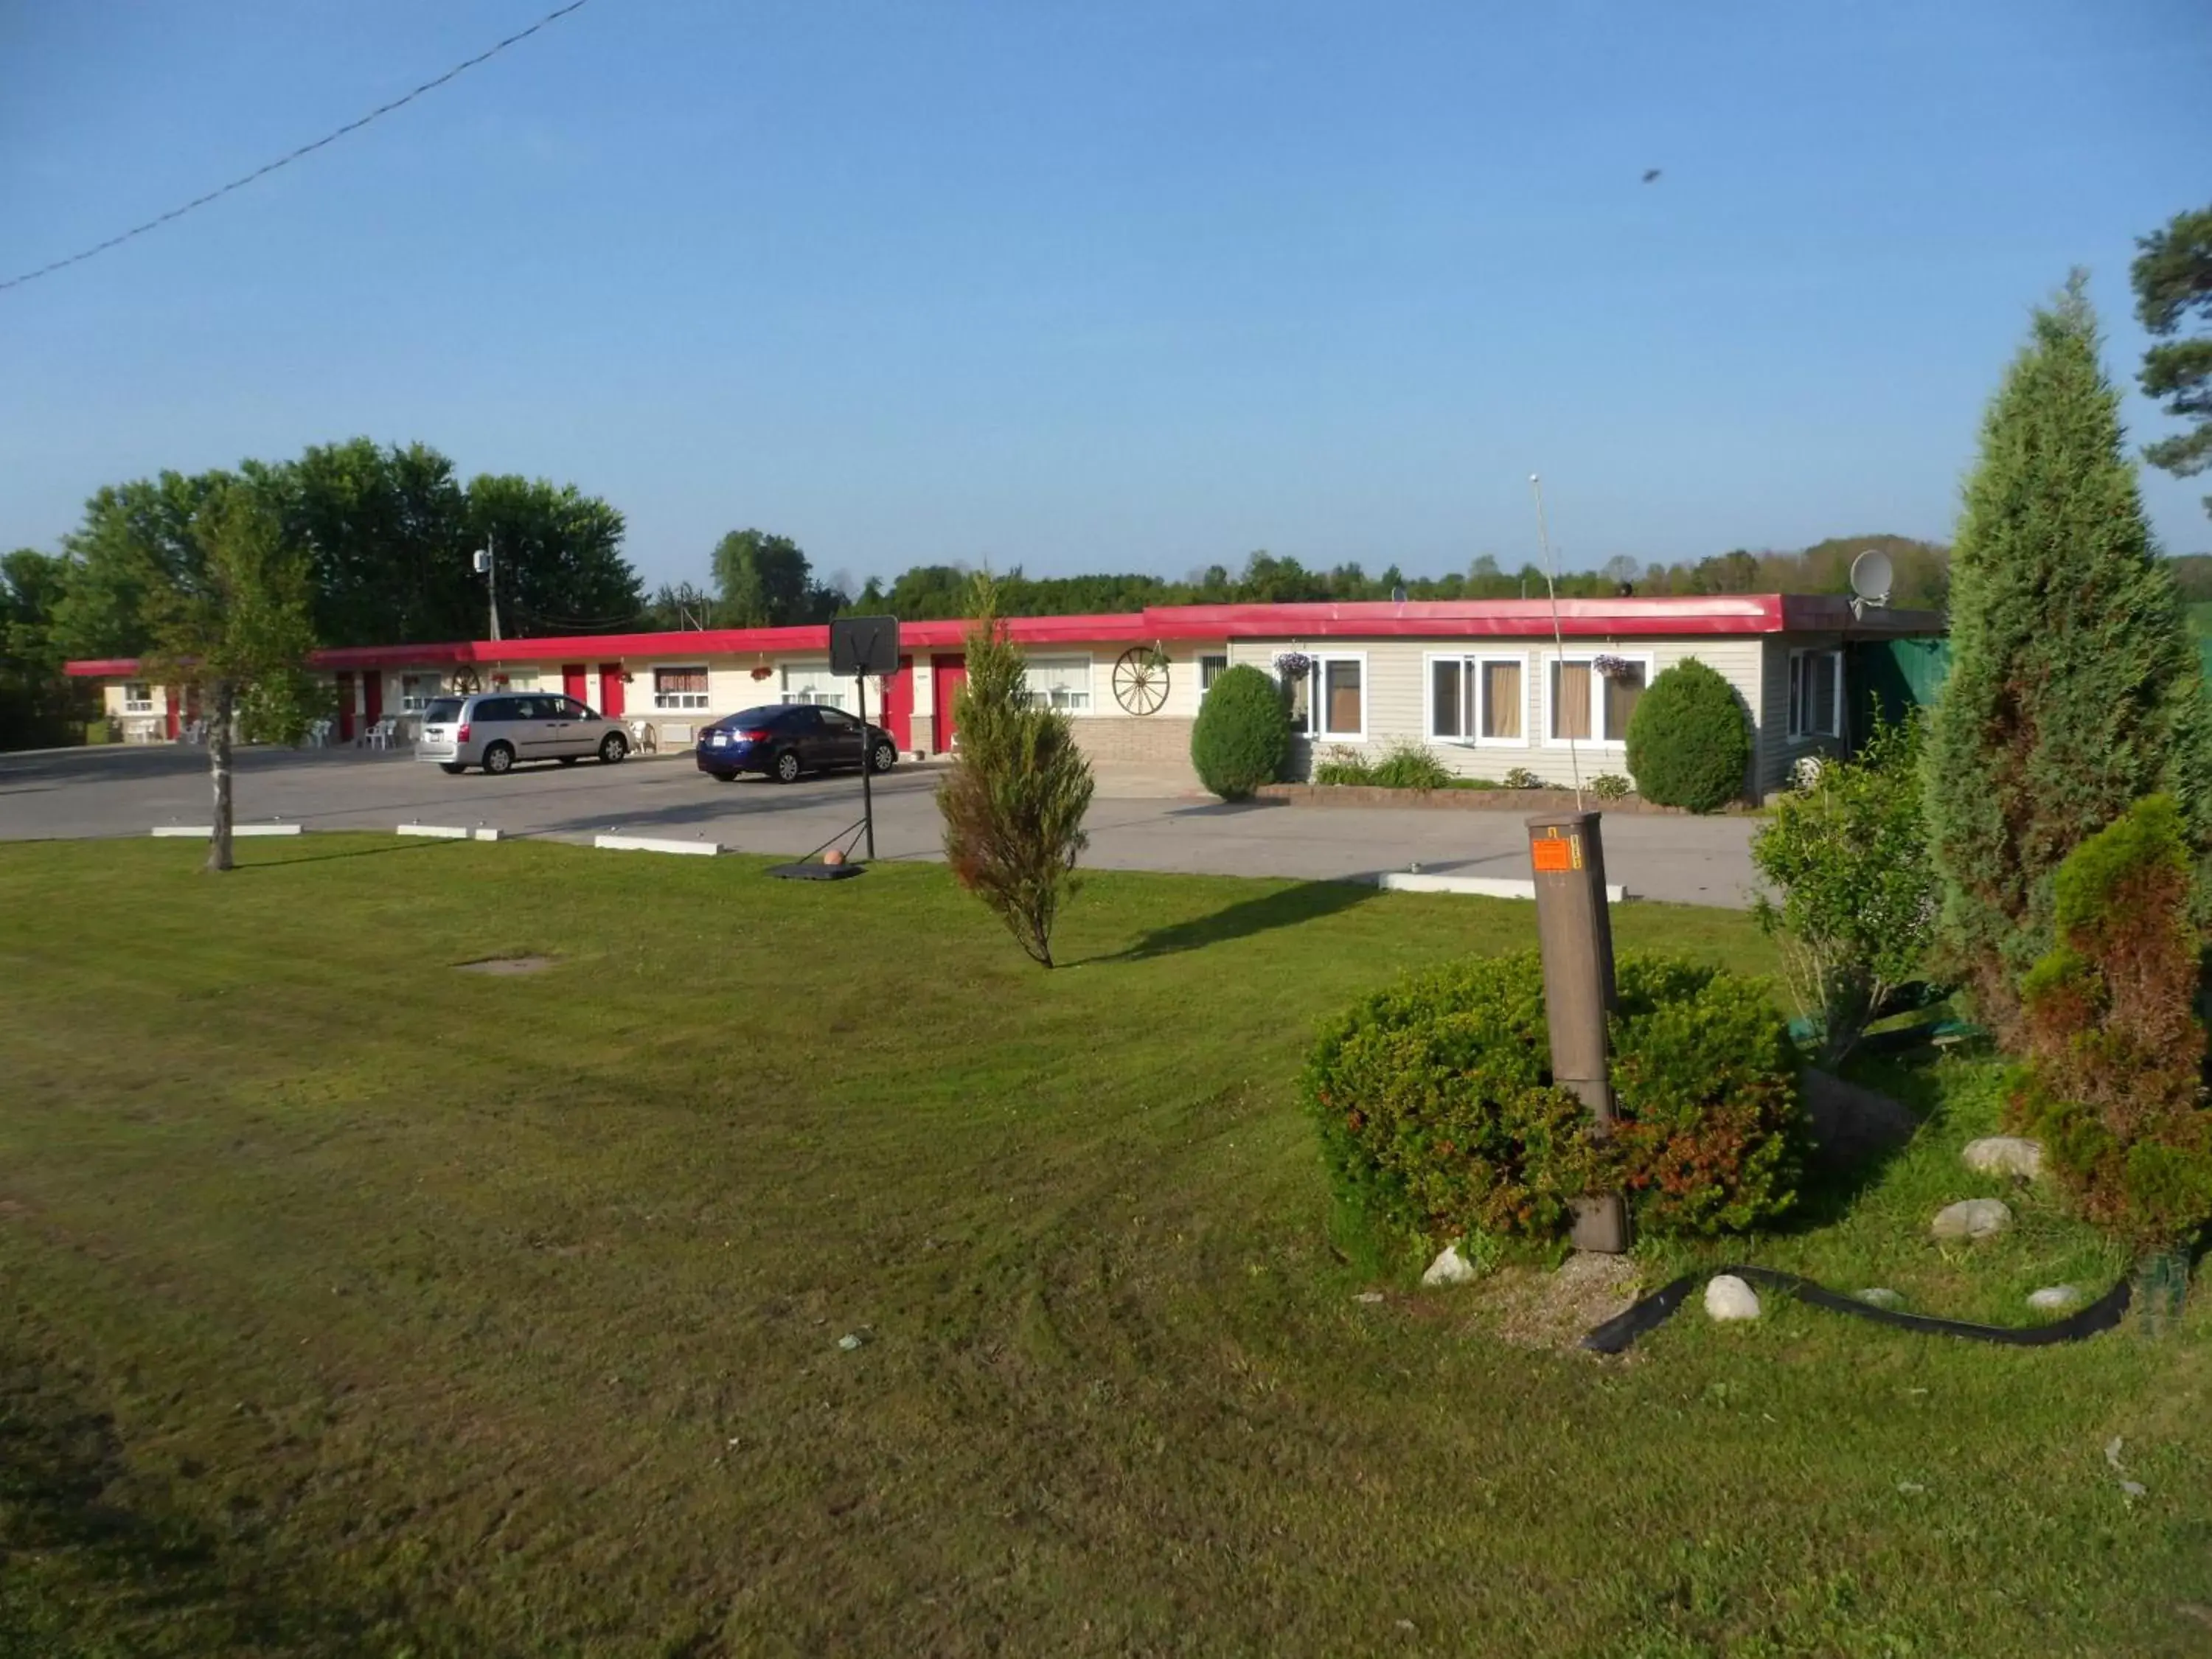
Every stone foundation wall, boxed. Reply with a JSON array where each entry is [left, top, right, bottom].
[[1071, 717, 1195, 766]]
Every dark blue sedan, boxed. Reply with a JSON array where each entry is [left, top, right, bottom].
[[695, 703, 900, 784]]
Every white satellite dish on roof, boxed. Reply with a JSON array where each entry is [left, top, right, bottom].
[[1848, 548, 1893, 616]]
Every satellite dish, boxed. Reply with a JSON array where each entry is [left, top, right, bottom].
[[1848, 549, 1893, 608]]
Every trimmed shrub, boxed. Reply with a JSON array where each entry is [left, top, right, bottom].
[[1590, 773, 1631, 800], [1624, 658, 1751, 812], [1608, 956, 1807, 1235], [2011, 795, 2212, 1249], [1503, 766, 1541, 790], [1751, 714, 1937, 1064], [1191, 664, 1290, 800], [1304, 951, 1805, 1249]]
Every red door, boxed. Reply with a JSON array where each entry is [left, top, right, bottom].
[[335, 672, 355, 742], [931, 654, 966, 753], [597, 663, 625, 719], [562, 663, 588, 705], [165, 689, 181, 741], [362, 672, 383, 728], [880, 655, 913, 751]]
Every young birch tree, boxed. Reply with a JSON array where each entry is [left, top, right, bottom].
[[142, 481, 319, 872]]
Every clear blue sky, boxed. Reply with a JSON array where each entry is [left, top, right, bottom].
[[4, 1, 2208, 593]]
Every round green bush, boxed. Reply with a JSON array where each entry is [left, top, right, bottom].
[[1303, 951, 1804, 1248], [1624, 658, 1752, 813], [1190, 664, 1290, 800]]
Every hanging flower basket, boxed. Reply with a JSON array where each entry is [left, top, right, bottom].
[[1592, 653, 1638, 681], [1272, 650, 1313, 680], [750, 666, 773, 681]]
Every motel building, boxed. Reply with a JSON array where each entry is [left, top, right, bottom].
[[67, 594, 1944, 797]]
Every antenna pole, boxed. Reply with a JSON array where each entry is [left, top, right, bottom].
[[1531, 473, 1581, 807]]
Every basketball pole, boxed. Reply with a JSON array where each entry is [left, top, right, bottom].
[[857, 671, 876, 863]]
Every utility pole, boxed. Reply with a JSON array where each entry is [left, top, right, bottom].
[[474, 540, 501, 641]]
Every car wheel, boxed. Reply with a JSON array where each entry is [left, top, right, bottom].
[[482, 742, 515, 776], [773, 748, 802, 785], [599, 732, 627, 764], [439, 762, 467, 775], [871, 740, 897, 773]]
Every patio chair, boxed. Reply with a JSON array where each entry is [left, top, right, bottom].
[[628, 719, 657, 754]]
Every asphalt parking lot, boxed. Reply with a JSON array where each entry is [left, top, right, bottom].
[[0, 745, 1765, 907]]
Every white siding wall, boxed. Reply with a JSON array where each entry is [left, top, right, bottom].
[[1758, 633, 1849, 793], [1228, 636, 1771, 792]]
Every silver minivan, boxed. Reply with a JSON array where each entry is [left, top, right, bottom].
[[416, 692, 629, 775]]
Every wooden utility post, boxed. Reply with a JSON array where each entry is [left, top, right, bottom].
[[1526, 810, 1629, 1253]]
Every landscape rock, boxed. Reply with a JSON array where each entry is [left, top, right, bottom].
[[1703, 1275, 1761, 1321], [1352, 1290, 1386, 1304], [1856, 1287, 1905, 1310], [2027, 1284, 2087, 1314], [1930, 1198, 2012, 1240], [1962, 1135, 2044, 1180], [1422, 1245, 1478, 1287]]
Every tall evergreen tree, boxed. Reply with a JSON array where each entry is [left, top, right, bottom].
[[1924, 274, 2212, 1034], [936, 572, 1096, 967]]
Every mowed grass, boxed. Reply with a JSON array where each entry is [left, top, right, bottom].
[[0, 837, 2206, 1658]]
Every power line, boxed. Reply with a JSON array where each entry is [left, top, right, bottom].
[[1, 0, 592, 293]]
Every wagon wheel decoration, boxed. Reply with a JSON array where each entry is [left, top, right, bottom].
[[1110, 646, 1171, 715]]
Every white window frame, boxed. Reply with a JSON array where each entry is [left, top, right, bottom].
[[780, 661, 846, 709], [122, 682, 153, 713], [1283, 651, 1368, 742], [1198, 653, 1230, 697], [1019, 655, 1093, 715], [1540, 650, 1652, 748], [1424, 651, 1530, 748], [1788, 647, 1843, 740], [397, 673, 441, 714], [653, 664, 712, 712]]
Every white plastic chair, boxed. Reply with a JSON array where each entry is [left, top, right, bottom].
[[628, 719, 656, 754]]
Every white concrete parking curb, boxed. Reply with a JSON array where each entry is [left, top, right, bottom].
[[150, 824, 302, 838], [593, 833, 720, 857], [396, 824, 503, 841], [1375, 871, 1628, 902]]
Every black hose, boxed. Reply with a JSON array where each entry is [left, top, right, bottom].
[[1580, 1263, 2132, 1354]]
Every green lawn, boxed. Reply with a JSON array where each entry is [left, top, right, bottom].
[[1, 838, 2205, 1657]]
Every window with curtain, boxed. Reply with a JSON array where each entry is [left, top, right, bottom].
[[782, 663, 847, 708], [654, 666, 709, 710], [1481, 660, 1523, 740], [1020, 656, 1091, 713], [1321, 658, 1363, 737], [1602, 661, 1647, 738], [1551, 661, 1593, 740], [123, 682, 153, 712]]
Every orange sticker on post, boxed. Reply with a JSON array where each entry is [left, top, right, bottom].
[[1530, 833, 1580, 874]]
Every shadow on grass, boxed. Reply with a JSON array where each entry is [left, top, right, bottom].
[[1095, 877, 1376, 962], [231, 837, 456, 870], [1773, 1046, 1957, 1234], [0, 1353, 405, 1654]]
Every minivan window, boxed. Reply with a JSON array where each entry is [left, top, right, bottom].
[[423, 698, 463, 723], [476, 697, 517, 722]]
